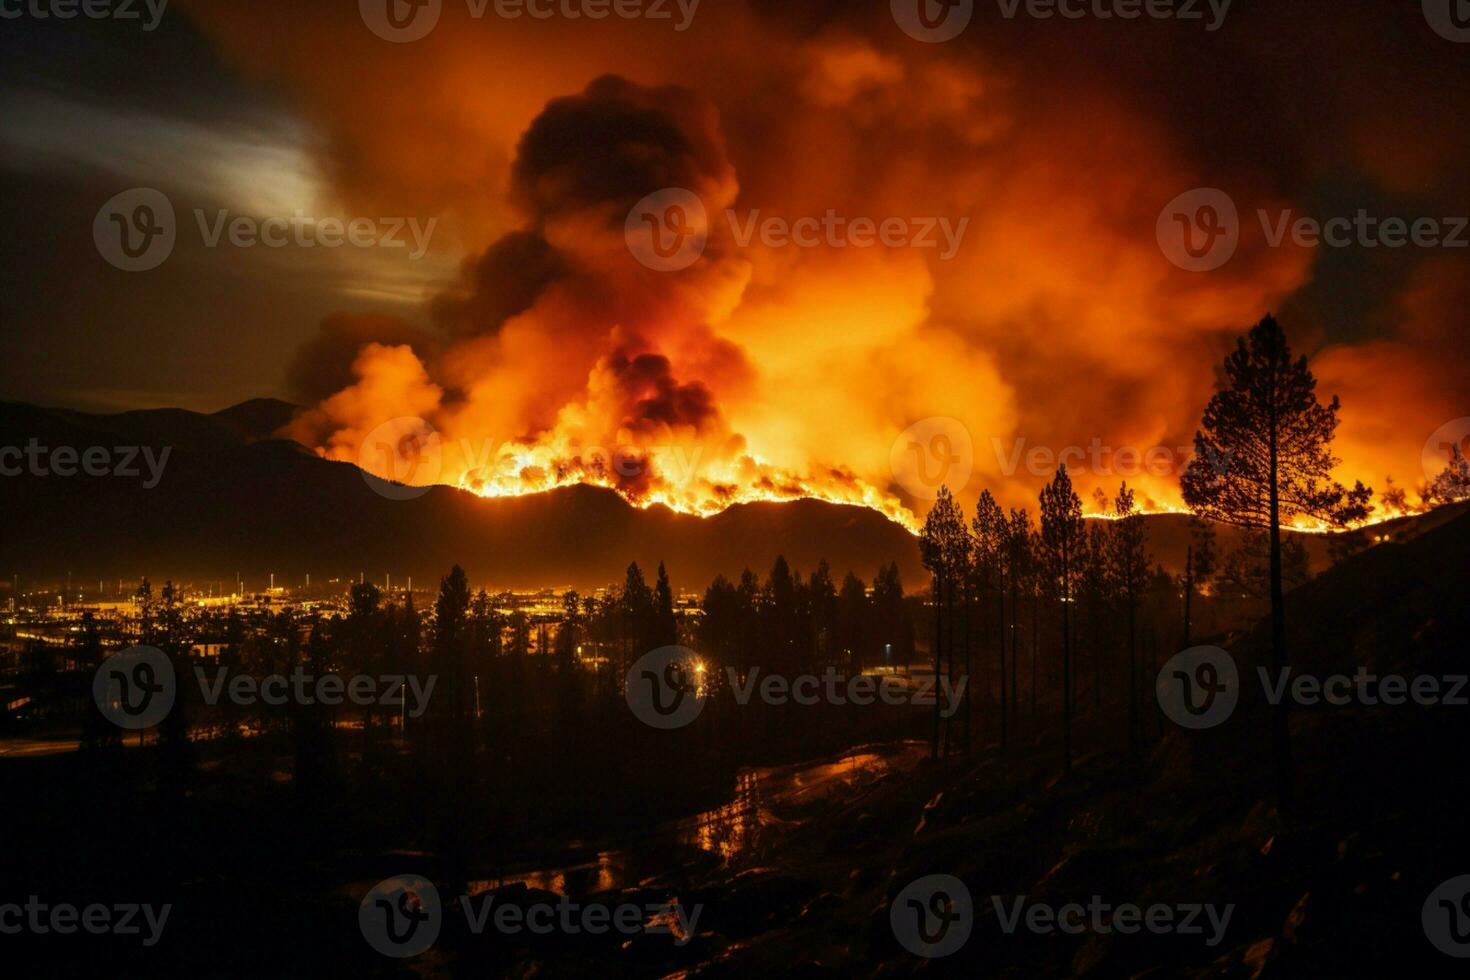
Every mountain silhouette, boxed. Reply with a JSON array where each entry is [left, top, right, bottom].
[[0, 401, 923, 591]]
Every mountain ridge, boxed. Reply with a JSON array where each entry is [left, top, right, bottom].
[[3, 400, 1459, 593]]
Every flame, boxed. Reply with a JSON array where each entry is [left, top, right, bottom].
[[452, 439, 923, 531]]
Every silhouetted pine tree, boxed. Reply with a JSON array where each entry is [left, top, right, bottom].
[[919, 486, 965, 759], [433, 564, 474, 894], [972, 490, 1007, 750], [1040, 466, 1084, 773], [1106, 483, 1150, 757], [653, 562, 678, 649], [1181, 314, 1372, 810]]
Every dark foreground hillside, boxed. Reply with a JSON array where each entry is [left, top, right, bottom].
[[684, 509, 1470, 977], [3, 513, 1465, 977]]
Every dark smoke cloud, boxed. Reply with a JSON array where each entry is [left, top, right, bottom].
[[430, 230, 562, 340], [509, 74, 736, 229]]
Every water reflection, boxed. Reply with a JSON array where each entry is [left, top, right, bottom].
[[475, 741, 926, 898], [670, 744, 927, 861], [473, 850, 630, 898]]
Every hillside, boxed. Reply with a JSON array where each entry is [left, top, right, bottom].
[[0, 401, 922, 592]]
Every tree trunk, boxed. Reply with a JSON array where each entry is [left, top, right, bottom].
[[1031, 588, 1039, 723], [931, 574, 942, 760], [963, 582, 972, 754], [1092, 604, 1101, 709], [1269, 463, 1295, 812], [1127, 597, 1138, 758], [1010, 581, 1019, 739], [998, 569, 1007, 750], [1061, 555, 1072, 773], [1182, 544, 1194, 648], [945, 575, 956, 758]]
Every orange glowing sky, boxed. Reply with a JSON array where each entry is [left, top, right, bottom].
[[6, 2, 1463, 529]]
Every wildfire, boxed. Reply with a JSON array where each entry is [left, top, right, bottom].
[[453, 441, 924, 531]]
